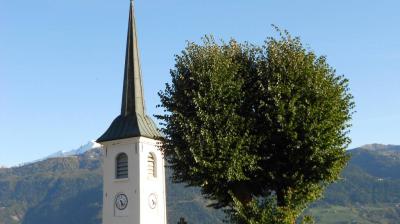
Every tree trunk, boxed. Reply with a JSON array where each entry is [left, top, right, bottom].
[[276, 188, 296, 224], [232, 182, 252, 205], [276, 189, 286, 207]]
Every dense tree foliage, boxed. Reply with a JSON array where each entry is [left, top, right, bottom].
[[157, 30, 355, 223]]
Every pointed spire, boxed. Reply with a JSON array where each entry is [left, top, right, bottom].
[[97, 1, 161, 143], [121, 0, 145, 116]]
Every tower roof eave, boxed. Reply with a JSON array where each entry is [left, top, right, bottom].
[[97, 113, 162, 143]]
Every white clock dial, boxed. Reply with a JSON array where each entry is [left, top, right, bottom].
[[115, 193, 128, 210], [148, 193, 158, 209]]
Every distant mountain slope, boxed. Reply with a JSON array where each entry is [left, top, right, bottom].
[[0, 147, 223, 224], [322, 144, 400, 205], [348, 144, 400, 179], [0, 148, 104, 224], [0, 143, 399, 224], [306, 144, 400, 223]]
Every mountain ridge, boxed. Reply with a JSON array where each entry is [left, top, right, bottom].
[[356, 143, 400, 151], [43, 140, 102, 160], [0, 143, 399, 223]]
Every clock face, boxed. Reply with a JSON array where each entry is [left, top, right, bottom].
[[148, 193, 158, 209], [115, 193, 128, 210]]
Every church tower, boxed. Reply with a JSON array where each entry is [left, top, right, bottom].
[[97, 1, 167, 223]]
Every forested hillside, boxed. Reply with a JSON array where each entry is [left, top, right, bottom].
[[306, 144, 400, 223], [0, 148, 223, 224], [0, 144, 399, 224]]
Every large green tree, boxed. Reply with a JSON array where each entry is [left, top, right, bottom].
[[157, 30, 354, 223]]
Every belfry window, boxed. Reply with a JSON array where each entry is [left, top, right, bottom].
[[147, 153, 156, 178], [116, 153, 128, 179]]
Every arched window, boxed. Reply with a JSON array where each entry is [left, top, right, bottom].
[[147, 153, 157, 178], [116, 153, 128, 179]]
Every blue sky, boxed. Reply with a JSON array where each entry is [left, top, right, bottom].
[[1, 0, 399, 167]]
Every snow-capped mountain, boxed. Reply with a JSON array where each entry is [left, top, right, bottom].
[[45, 140, 102, 159]]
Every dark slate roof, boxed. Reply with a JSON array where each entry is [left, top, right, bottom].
[[97, 1, 161, 143], [97, 114, 160, 142]]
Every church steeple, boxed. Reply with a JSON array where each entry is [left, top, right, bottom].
[[97, 0, 161, 143], [121, 0, 145, 116]]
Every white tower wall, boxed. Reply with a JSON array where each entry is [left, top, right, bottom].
[[102, 137, 167, 224]]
